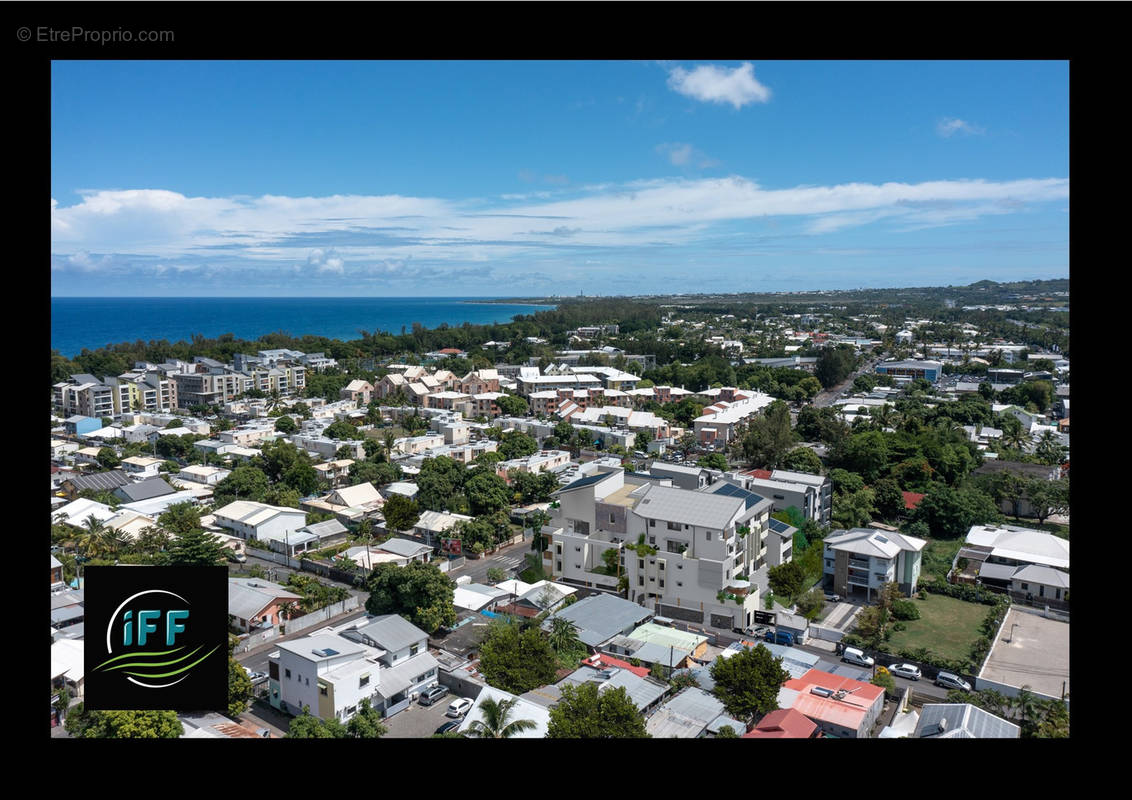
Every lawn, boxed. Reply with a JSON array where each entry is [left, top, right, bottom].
[[885, 593, 987, 663], [919, 538, 963, 585]]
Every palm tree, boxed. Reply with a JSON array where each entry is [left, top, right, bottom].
[[462, 697, 537, 739], [77, 516, 112, 558], [382, 429, 397, 460], [1014, 686, 1039, 735], [546, 617, 582, 655]]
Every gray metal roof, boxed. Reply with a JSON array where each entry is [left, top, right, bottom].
[[646, 687, 726, 738], [914, 703, 1020, 738], [300, 519, 348, 538], [554, 472, 613, 494], [547, 593, 651, 647], [115, 477, 177, 502], [349, 614, 429, 653], [51, 605, 85, 625], [227, 579, 302, 621], [633, 484, 744, 529], [378, 652, 439, 698], [66, 470, 130, 492], [377, 537, 432, 558]]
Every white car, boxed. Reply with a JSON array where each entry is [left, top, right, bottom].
[[446, 698, 474, 718], [934, 671, 972, 692], [888, 663, 922, 681]]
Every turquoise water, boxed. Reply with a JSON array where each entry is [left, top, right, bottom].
[[51, 296, 556, 357]]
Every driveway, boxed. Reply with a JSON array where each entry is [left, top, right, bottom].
[[382, 694, 467, 738], [451, 538, 532, 584]]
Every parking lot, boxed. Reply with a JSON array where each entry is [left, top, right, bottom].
[[381, 691, 470, 738]]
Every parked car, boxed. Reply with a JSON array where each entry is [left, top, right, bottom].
[[764, 630, 794, 646], [446, 698, 474, 718], [434, 720, 461, 735], [824, 592, 841, 602], [419, 685, 450, 706], [934, 671, 972, 692], [888, 663, 922, 681], [841, 647, 875, 668]]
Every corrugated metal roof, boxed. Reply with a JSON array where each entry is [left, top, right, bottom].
[[633, 485, 744, 529], [915, 703, 1020, 738], [548, 593, 651, 647]]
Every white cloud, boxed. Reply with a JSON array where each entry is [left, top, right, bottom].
[[937, 118, 985, 138], [667, 62, 771, 109], [50, 176, 1068, 279], [656, 142, 721, 169]]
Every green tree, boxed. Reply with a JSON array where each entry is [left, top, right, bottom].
[[546, 616, 583, 656], [1034, 430, 1067, 466], [65, 705, 183, 738], [738, 400, 796, 469], [768, 560, 807, 598], [463, 696, 538, 738], [96, 447, 120, 469], [780, 447, 823, 475], [709, 644, 790, 722], [166, 527, 229, 567], [287, 706, 349, 738], [350, 459, 402, 488], [498, 431, 539, 460], [495, 393, 530, 417], [1025, 477, 1069, 525], [697, 453, 729, 471], [382, 493, 421, 532], [547, 682, 650, 738], [274, 415, 298, 434], [831, 487, 876, 529], [213, 464, 270, 505], [871, 670, 897, 698], [364, 561, 456, 633], [873, 478, 906, 520], [477, 621, 558, 694], [415, 456, 468, 513], [913, 484, 1001, 538], [465, 470, 512, 516], [323, 419, 359, 440], [345, 698, 388, 738], [228, 653, 253, 716]]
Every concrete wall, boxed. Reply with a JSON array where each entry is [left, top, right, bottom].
[[284, 596, 362, 636]]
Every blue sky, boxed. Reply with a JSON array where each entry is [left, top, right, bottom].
[[51, 60, 1069, 296]]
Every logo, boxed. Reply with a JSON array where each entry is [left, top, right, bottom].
[[85, 567, 227, 710]]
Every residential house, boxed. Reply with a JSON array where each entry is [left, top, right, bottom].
[[339, 380, 375, 406], [645, 687, 744, 738], [692, 392, 776, 444], [213, 500, 307, 545], [743, 707, 820, 739], [955, 523, 1069, 602], [780, 668, 885, 738], [228, 578, 302, 633], [51, 637, 86, 701], [58, 469, 131, 500], [558, 662, 669, 716], [822, 528, 927, 601], [268, 616, 438, 721], [543, 592, 653, 649], [412, 510, 474, 549], [51, 555, 66, 590], [912, 703, 1021, 738], [113, 477, 178, 505]]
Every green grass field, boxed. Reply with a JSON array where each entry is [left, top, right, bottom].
[[885, 593, 986, 662], [919, 538, 963, 585]]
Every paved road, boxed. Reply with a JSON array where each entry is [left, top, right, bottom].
[[450, 538, 532, 584], [813, 356, 885, 408]]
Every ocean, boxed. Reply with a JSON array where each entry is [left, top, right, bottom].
[[51, 297, 557, 358]]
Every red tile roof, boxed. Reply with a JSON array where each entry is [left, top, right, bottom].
[[902, 491, 926, 510], [743, 707, 818, 739], [782, 669, 883, 732], [585, 653, 650, 678], [438, 348, 464, 354], [744, 469, 773, 479]]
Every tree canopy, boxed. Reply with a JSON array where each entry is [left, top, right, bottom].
[[477, 621, 558, 695], [546, 682, 650, 739], [363, 561, 455, 633], [709, 644, 790, 722]]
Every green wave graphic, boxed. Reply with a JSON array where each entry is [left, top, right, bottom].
[[123, 645, 221, 679], [100, 646, 203, 672], [96, 647, 185, 671]]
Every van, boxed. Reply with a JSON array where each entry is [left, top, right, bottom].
[[764, 630, 794, 647], [841, 647, 875, 668]]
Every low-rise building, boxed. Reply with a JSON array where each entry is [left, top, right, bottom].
[[822, 528, 926, 601]]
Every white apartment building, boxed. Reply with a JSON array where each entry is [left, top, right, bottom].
[[822, 528, 927, 601], [268, 616, 438, 721], [545, 468, 773, 633]]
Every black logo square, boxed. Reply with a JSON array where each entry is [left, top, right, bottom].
[[84, 566, 228, 711]]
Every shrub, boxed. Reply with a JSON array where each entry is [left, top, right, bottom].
[[891, 599, 921, 621]]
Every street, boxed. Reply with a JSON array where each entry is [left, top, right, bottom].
[[449, 536, 532, 584], [813, 356, 884, 408]]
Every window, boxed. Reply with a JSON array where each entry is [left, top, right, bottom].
[[556, 561, 562, 571], [638, 559, 644, 569], [638, 576, 644, 586], [574, 564, 581, 569], [677, 564, 683, 570], [706, 531, 712, 541], [1021, 583, 1029, 591], [575, 546, 581, 552], [659, 579, 665, 588], [649, 537, 656, 545], [320, 685, 328, 696], [410, 644, 419, 656], [556, 545, 562, 555], [667, 521, 681, 531], [359, 675, 370, 688], [285, 669, 291, 680], [658, 561, 665, 570], [649, 520, 655, 527], [676, 581, 683, 587], [610, 513, 616, 524]]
